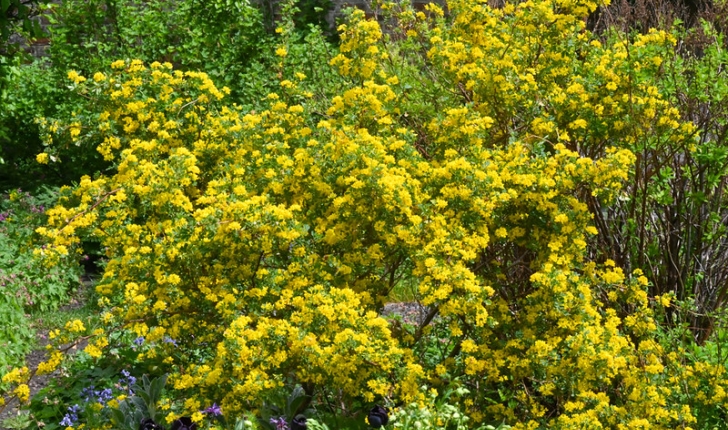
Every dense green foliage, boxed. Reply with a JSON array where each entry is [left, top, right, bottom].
[[0, 62, 87, 188], [46, 0, 269, 97]]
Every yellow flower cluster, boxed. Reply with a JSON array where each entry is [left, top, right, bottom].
[[330, 9, 384, 79]]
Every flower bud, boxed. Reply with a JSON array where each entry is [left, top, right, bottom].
[[292, 414, 308, 430], [367, 405, 389, 428], [170, 416, 198, 430], [139, 418, 164, 430]]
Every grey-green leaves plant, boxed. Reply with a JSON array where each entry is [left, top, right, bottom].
[[109, 374, 168, 430]]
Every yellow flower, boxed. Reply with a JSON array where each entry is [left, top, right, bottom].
[[36, 152, 49, 164], [65, 319, 86, 333], [67, 70, 86, 84], [659, 294, 672, 308], [14, 384, 30, 402], [85, 344, 103, 359]]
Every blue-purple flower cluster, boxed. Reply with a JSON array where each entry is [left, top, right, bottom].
[[203, 403, 222, 416], [81, 386, 113, 403], [57, 370, 228, 429], [59, 404, 81, 427], [120, 369, 137, 394], [59, 370, 142, 427]]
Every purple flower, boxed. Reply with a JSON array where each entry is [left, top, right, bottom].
[[163, 336, 178, 346], [120, 370, 137, 394], [60, 415, 75, 426], [81, 386, 96, 402], [82, 386, 113, 404], [133, 336, 145, 346], [121, 369, 137, 385], [270, 416, 289, 430], [203, 403, 222, 416], [60, 404, 81, 426], [95, 388, 113, 403]]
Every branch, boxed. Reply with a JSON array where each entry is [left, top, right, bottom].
[[60, 188, 122, 232]]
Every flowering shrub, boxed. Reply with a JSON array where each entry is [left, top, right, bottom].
[[587, 22, 728, 343], [5, 0, 728, 428]]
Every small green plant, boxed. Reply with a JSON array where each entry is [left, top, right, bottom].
[[259, 385, 312, 429], [385, 385, 509, 430], [0, 410, 34, 429], [231, 413, 263, 430], [25, 361, 139, 430], [0, 188, 81, 311]]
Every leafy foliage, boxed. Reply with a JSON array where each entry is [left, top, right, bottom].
[[0, 188, 80, 369], [110, 374, 168, 430], [0, 62, 90, 189], [0, 0, 346, 196], [592, 23, 728, 343], [46, 0, 271, 99]]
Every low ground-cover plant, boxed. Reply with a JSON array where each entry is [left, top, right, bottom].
[[6, 0, 728, 428], [0, 188, 81, 369]]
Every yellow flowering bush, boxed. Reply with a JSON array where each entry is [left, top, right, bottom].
[[8, 0, 728, 428]]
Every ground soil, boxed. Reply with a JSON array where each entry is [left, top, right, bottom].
[[382, 301, 432, 326]]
